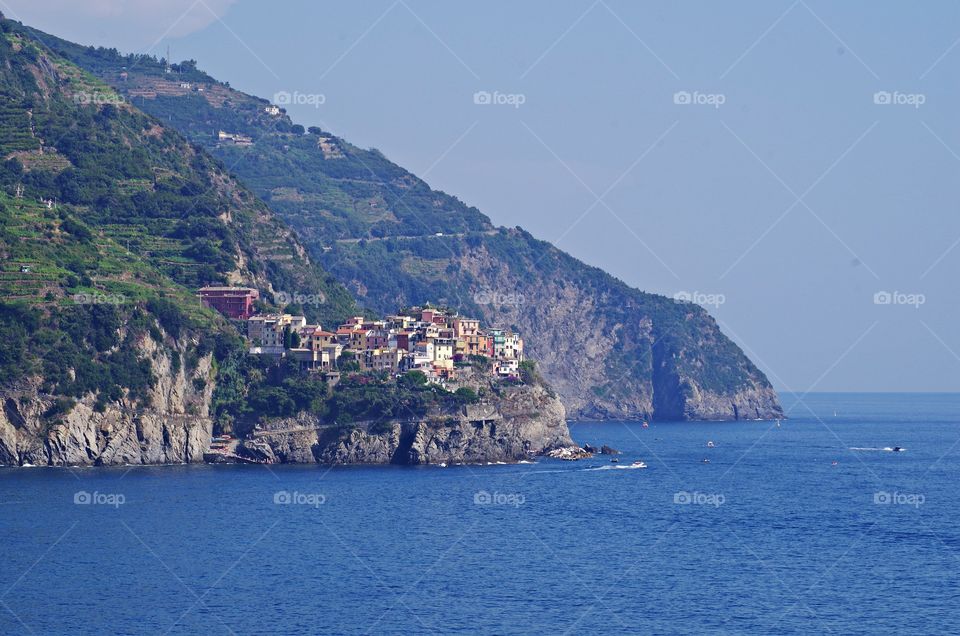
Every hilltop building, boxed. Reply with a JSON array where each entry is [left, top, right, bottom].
[[198, 286, 259, 320]]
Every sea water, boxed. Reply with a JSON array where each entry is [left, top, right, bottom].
[[1, 393, 958, 634]]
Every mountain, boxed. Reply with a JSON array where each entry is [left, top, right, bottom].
[[0, 16, 574, 467], [18, 20, 783, 422], [0, 16, 362, 464]]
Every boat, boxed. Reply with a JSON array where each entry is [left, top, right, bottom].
[[610, 458, 619, 463], [706, 441, 715, 448], [891, 446, 904, 452], [641, 421, 649, 428], [702, 458, 710, 464], [631, 461, 647, 468]]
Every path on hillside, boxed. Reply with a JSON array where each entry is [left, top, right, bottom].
[[334, 229, 498, 244]]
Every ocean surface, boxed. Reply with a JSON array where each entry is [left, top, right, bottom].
[[1, 392, 959, 635]]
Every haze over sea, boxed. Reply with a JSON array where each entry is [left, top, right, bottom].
[[2, 392, 958, 634]]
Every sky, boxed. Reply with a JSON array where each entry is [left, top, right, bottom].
[[3, 0, 958, 393]]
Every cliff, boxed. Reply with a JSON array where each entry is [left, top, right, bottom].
[[232, 373, 571, 465], [0, 332, 574, 467], [0, 334, 214, 466]]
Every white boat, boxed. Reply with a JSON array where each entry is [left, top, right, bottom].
[[631, 461, 647, 468]]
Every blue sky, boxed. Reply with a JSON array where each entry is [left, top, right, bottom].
[[5, 0, 959, 392]]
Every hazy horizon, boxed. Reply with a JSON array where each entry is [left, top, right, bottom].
[[6, 0, 958, 394]]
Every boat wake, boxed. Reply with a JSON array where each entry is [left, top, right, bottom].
[[581, 463, 647, 471], [523, 463, 648, 476], [849, 447, 907, 452]]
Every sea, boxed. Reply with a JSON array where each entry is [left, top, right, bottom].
[[1, 392, 959, 635]]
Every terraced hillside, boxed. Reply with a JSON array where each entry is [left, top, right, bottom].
[[0, 17, 362, 447]]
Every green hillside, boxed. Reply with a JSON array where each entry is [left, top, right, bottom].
[[0, 18, 361, 419]]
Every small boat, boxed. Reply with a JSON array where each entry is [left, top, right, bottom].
[[611, 458, 619, 463], [706, 441, 715, 448], [702, 458, 710, 464], [891, 446, 904, 452], [641, 421, 649, 428], [631, 461, 647, 468]]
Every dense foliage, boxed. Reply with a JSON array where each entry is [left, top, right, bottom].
[[211, 347, 483, 432], [0, 301, 165, 412]]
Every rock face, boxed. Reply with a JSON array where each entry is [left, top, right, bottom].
[[0, 335, 214, 467], [235, 381, 572, 466], [450, 235, 784, 422], [0, 326, 570, 468]]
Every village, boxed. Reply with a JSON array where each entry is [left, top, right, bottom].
[[198, 286, 524, 384]]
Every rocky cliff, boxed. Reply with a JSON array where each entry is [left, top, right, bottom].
[[233, 378, 571, 466], [0, 334, 214, 466], [456, 234, 783, 421]]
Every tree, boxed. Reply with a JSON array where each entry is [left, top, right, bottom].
[[307, 126, 322, 135], [399, 370, 427, 388], [454, 387, 478, 403], [337, 350, 360, 372], [248, 386, 294, 417], [290, 124, 305, 135]]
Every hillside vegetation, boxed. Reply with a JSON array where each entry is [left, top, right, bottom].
[[0, 18, 361, 429]]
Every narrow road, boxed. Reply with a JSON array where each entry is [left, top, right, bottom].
[[334, 229, 498, 244]]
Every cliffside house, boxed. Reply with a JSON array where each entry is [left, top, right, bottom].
[[242, 306, 524, 381], [217, 130, 253, 146], [198, 286, 259, 320]]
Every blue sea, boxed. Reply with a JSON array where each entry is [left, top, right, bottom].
[[1, 393, 959, 635]]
